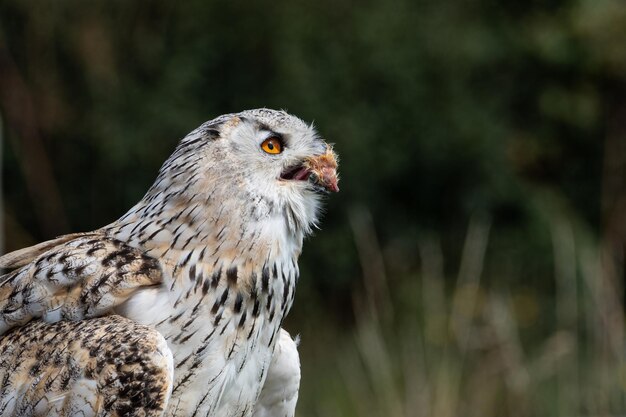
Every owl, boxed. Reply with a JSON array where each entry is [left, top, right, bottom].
[[0, 109, 339, 417]]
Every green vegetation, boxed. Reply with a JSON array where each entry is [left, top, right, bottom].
[[1, 0, 625, 415]]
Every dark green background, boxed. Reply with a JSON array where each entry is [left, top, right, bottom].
[[1, 1, 625, 415]]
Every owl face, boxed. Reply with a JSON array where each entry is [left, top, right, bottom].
[[177, 109, 338, 236], [223, 110, 337, 190]]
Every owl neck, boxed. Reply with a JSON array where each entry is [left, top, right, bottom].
[[105, 185, 304, 288]]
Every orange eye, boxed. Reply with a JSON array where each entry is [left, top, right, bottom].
[[261, 137, 283, 154]]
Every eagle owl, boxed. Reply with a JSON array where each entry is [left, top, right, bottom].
[[0, 109, 339, 417]]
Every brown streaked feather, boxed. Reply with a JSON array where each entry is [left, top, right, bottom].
[[0, 233, 98, 271], [0, 234, 162, 336], [0, 315, 173, 417]]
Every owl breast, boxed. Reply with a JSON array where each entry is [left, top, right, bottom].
[[118, 249, 298, 417]]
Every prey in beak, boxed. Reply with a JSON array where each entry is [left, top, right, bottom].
[[280, 146, 339, 193]]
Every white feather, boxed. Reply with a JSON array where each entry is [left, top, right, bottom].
[[253, 329, 301, 417]]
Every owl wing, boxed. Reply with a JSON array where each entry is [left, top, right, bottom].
[[0, 235, 171, 416], [0, 315, 173, 417], [252, 329, 301, 417], [0, 233, 162, 336]]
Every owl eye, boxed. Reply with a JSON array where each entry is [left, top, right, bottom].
[[261, 137, 283, 154]]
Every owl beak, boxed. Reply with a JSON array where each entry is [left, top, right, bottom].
[[305, 146, 339, 193]]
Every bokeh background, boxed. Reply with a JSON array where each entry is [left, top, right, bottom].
[[1, 0, 626, 415]]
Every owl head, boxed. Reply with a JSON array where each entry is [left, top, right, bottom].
[[144, 109, 339, 240]]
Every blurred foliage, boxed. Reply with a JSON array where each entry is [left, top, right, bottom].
[[1, 0, 626, 415]]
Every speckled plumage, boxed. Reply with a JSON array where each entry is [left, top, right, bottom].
[[0, 316, 173, 416], [0, 109, 338, 417]]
